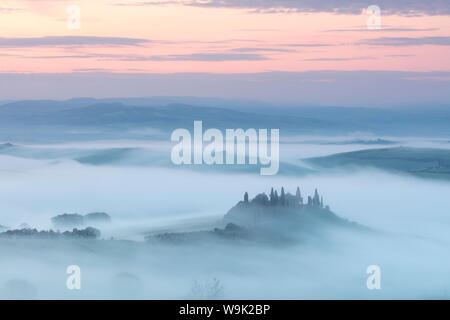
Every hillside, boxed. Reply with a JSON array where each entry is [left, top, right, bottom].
[[148, 187, 364, 245], [305, 147, 450, 179]]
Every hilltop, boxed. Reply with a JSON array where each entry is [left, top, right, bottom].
[[224, 187, 360, 232], [149, 187, 363, 245]]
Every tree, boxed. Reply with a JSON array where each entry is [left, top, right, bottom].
[[313, 189, 320, 206], [274, 190, 279, 205], [296, 187, 303, 205], [280, 187, 286, 206], [244, 192, 249, 203], [270, 187, 275, 205], [253, 193, 269, 205]]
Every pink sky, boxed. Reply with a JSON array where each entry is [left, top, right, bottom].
[[0, 0, 449, 74]]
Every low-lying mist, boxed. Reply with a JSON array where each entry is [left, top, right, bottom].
[[0, 140, 449, 299]]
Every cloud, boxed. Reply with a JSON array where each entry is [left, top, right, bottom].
[[131, 53, 269, 61], [25, 55, 97, 59], [72, 68, 118, 73], [113, 0, 181, 6], [403, 75, 450, 81], [112, 0, 450, 15], [385, 54, 414, 58], [359, 36, 450, 46], [0, 36, 151, 48], [2, 51, 269, 62], [230, 47, 295, 53], [281, 43, 333, 47], [304, 56, 376, 61], [236, 28, 281, 32], [246, 8, 304, 14], [0, 7, 23, 14], [326, 27, 439, 32]]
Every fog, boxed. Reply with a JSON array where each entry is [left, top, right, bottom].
[[0, 140, 450, 299]]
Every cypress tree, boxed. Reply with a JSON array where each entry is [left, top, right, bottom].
[[314, 189, 320, 206], [280, 187, 286, 206], [270, 187, 275, 205], [296, 187, 302, 205]]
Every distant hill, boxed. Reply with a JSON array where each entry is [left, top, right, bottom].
[[318, 138, 397, 145], [305, 147, 450, 179], [0, 143, 14, 150], [0, 101, 336, 134], [1, 99, 450, 141]]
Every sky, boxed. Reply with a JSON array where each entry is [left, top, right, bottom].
[[0, 0, 449, 104]]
